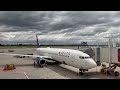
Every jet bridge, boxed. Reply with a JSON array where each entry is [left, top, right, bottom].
[[83, 47, 120, 66], [83, 47, 120, 76], [94, 47, 120, 65]]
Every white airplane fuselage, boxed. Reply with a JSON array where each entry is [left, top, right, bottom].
[[36, 48, 97, 70]]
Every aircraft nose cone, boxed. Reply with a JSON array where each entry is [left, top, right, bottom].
[[87, 59, 97, 69], [91, 60, 97, 67]]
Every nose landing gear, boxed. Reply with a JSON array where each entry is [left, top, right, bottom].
[[79, 69, 88, 75]]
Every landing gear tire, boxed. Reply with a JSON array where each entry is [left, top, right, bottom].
[[39, 64, 44, 68], [114, 71, 119, 76], [79, 72, 83, 75], [79, 69, 84, 75]]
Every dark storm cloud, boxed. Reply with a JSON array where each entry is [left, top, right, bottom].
[[0, 11, 118, 33], [49, 11, 113, 31], [0, 11, 120, 44], [0, 11, 114, 33], [0, 11, 55, 32], [0, 11, 38, 27]]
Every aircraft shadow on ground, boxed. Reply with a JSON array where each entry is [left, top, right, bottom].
[[0, 63, 103, 79], [46, 63, 98, 79]]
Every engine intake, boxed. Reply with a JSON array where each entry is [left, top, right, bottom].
[[39, 60, 46, 64], [37, 57, 46, 65]]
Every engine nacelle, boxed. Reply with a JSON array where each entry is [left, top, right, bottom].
[[37, 57, 46, 65]]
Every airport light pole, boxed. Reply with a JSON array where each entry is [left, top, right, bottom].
[[104, 34, 112, 68], [108, 37, 112, 68]]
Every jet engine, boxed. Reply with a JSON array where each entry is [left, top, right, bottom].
[[36, 57, 46, 65]]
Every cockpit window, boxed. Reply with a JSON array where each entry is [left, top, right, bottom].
[[79, 56, 90, 59], [79, 56, 84, 59], [85, 57, 89, 59]]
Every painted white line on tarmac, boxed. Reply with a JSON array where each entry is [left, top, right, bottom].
[[24, 72, 29, 79]]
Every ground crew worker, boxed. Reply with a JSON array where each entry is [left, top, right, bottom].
[[33, 62, 35, 67]]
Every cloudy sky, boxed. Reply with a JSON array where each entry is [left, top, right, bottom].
[[0, 11, 120, 45]]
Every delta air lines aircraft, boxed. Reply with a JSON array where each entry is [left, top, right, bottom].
[[0, 35, 97, 75]]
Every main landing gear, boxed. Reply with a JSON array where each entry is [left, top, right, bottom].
[[33, 62, 47, 68]]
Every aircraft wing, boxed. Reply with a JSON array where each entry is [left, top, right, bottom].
[[0, 53, 56, 63]]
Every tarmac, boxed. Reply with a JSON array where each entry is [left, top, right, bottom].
[[0, 47, 120, 79]]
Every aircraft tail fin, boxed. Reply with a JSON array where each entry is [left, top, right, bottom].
[[36, 34, 39, 47]]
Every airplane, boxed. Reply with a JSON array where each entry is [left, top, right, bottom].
[[0, 34, 97, 75]]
